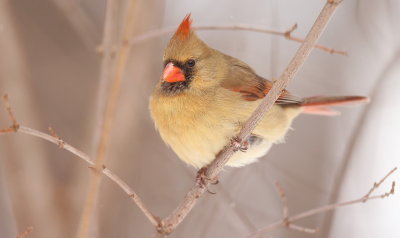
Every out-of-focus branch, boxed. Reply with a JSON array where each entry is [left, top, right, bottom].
[[247, 167, 397, 238], [91, 0, 118, 156], [0, 95, 159, 228], [127, 24, 346, 56], [76, 0, 139, 237], [156, 0, 344, 235], [85, 0, 118, 236], [0, 94, 19, 133], [16, 226, 33, 238], [51, 0, 99, 48]]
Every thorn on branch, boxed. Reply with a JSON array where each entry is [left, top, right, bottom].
[[48, 127, 65, 148], [1, 94, 20, 133]]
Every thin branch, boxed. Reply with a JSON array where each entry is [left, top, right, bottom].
[[76, 0, 139, 237], [287, 224, 317, 234], [16, 226, 33, 238], [0, 94, 19, 133], [274, 182, 317, 234], [274, 182, 288, 219], [85, 0, 118, 236], [127, 24, 346, 56], [247, 167, 397, 238], [91, 0, 118, 156], [363, 167, 397, 200], [157, 0, 344, 235], [51, 0, 99, 48], [0, 97, 159, 228]]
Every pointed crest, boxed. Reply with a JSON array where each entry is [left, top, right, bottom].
[[174, 14, 192, 40]]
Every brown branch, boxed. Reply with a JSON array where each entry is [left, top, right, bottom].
[[76, 0, 139, 237], [82, 0, 118, 236], [128, 24, 346, 56], [274, 182, 288, 219], [247, 167, 397, 238], [274, 182, 317, 234], [16, 226, 33, 238], [48, 127, 65, 148], [157, 0, 344, 235], [0, 94, 19, 133], [0, 96, 159, 228], [91, 0, 118, 155]]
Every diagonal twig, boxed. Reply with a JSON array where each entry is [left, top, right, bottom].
[[247, 167, 397, 238], [0, 96, 160, 228], [156, 0, 345, 235]]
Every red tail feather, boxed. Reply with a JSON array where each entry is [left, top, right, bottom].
[[302, 96, 369, 116]]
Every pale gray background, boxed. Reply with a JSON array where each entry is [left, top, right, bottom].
[[0, 0, 399, 237]]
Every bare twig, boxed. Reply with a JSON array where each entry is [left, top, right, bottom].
[[363, 167, 397, 201], [0, 94, 19, 133], [274, 182, 317, 234], [287, 224, 317, 234], [16, 226, 33, 238], [85, 0, 118, 236], [274, 182, 288, 219], [247, 167, 397, 238], [48, 127, 65, 148], [127, 24, 346, 56], [76, 0, 139, 237], [91, 0, 118, 156], [0, 96, 159, 228], [157, 0, 344, 235]]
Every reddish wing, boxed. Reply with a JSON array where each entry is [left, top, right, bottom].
[[222, 63, 303, 105]]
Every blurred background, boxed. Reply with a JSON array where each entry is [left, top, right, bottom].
[[0, 0, 399, 237]]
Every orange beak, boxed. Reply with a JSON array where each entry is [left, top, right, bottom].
[[162, 62, 185, 83]]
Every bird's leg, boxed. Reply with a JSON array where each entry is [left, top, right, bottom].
[[196, 167, 219, 189], [231, 137, 249, 152], [239, 140, 249, 152]]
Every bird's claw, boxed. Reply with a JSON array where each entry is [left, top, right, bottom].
[[196, 167, 219, 189], [231, 137, 249, 152]]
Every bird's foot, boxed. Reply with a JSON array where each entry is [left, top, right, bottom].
[[196, 167, 219, 189], [231, 137, 249, 152]]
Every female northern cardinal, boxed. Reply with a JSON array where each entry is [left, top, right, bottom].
[[150, 15, 368, 168]]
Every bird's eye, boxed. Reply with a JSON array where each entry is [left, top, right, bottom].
[[186, 59, 196, 68]]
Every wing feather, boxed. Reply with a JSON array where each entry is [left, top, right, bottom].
[[221, 58, 303, 105]]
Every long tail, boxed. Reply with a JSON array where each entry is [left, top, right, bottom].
[[301, 96, 369, 116]]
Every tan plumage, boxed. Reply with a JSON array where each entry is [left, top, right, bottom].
[[149, 15, 368, 168]]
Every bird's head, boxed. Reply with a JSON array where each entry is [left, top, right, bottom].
[[160, 14, 228, 96]]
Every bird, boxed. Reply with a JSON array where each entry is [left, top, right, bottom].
[[149, 14, 368, 169]]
